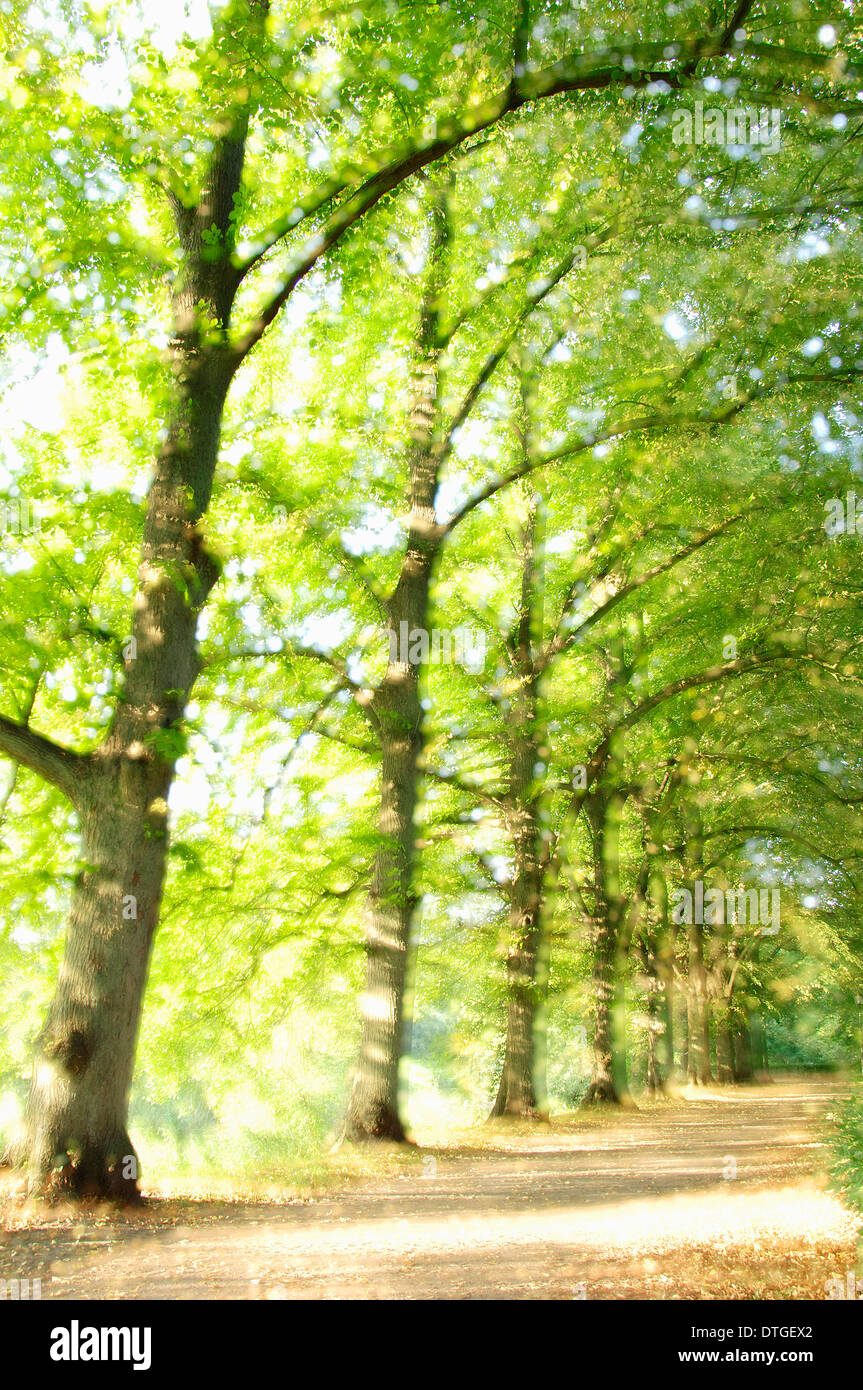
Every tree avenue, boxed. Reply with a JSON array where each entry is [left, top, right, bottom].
[[0, 0, 861, 1208]]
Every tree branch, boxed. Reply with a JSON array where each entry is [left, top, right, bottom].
[[0, 715, 90, 806], [541, 508, 759, 668], [229, 22, 854, 365]]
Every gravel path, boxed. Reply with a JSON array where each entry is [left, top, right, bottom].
[[1, 1077, 858, 1300]]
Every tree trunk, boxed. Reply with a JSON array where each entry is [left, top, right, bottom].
[[751, 1011, 769, 1078], [715, 1005, 736, 1084], [490, 891, 543, 1118], [645, 975, 661, 1096], [2, 56, 253, 1194], [585, 936, 618, 1101], [342, 189, 449, 1142], [711, 925, 736, 1084], [490, 737, 544, 1118], [9, 354, 231, 1196], [342, 705, 421, 1141], [663, 974, 676, 1084], [686, 917, 712, 1085], [490, 494, 546, 1120], [645, 969, 668, 1097], [583, 792, 628, 1105], [533, 927, 550, 1116], [14, 771, 169, 1197], [732, 1006, 754, 1082]]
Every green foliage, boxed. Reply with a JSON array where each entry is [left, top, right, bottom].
[[2, 0, 863, 1177], [830, 1090, 863, 1230]]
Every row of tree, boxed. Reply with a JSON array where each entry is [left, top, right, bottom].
[[0, 0, 862, 1197]]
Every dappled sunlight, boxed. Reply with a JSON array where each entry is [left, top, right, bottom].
[[1, 1079, 857, 1300]]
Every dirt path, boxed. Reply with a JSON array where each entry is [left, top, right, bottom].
[[1, 1078, 859, 1300]]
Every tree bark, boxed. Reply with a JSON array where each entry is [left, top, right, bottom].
[[490, 870, 544, 1118], [490, 491, 548, 1120], [713, 930, 737, 1084], [663, 973, 676, 1084], [342, 697, 422, 1142], [9, 366, 232, 1197], [645, 859, 674, 1092], [583, 791, 629, 1105], [732, 1006, 754, 1082], [584, 915, 623, 1103], [679, 981, 689, 1079], [750, 1010, 769, 1078], [1, 26, 258, 1194], [490, 703, 543, 1117], [644, 961, 670, 1098], [715, 1005, 736, 1084], [13, 766, 170, 1196], [686, 916, 712, 1085], [342, 190, 449, 1141]]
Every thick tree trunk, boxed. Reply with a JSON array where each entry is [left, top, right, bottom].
[[10, 359, 230, 1197], [342, 691, 422, 1141], [12, 772, 169, 1197], [490, 904, 543, 1118], [3, 66, 251, 1193]]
